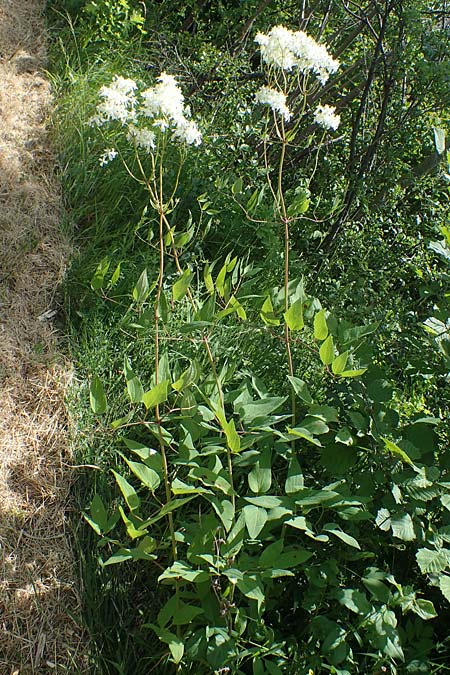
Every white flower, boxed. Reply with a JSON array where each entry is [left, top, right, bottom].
[[141, 72, 185, 121], [313, 104, 340, 130], [255, 86, 292, 121], [92, 72, 202, 148], [93, 75, 137, 125], [290, 31, 339, 83], [99, 148, 118, 166], [140, 72, 201, 145], [255, 25, 339, 83], [255, 26, 298, 71], [173, 117, 202, 146], [127, 125, 156, 151]]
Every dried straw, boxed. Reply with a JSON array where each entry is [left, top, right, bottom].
[[0, 1, 89, 672]]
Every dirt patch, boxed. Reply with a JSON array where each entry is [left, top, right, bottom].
[[0, 1, 88, 672]]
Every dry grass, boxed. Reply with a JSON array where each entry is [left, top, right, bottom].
[[0, 1, 89, 672]]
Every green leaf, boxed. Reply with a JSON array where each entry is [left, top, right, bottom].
[[244, 496, 283, 508], [391, 513, 415, 541], [259, 539, 284, 567], [382, 437, 415, 467], [142, 380, 169, 410], [434, 127, 446, 155], [236, 575, 265, 611], [319, 335, 334, 365], [336, 588, 371, 615], [158, 561, 209, 584], [215, 407, 240, 453], [441, 495, 450, 511], [172, 604, 204, 626], [238, 396, 287, 424], [335, 427, 353, 445], [287, 189, 310, 217], [332, 351, 348, 375], [285, 457, 304, 494], [284, 298, 304, 331], [413, 599, 437, 620], [122, 457, 160, 491], [323, 523, 360, 549], [416, 548, 450, 574], [339, 368, 367, 378], [124, 357, 144, 403], [157, 289, 169, 322], [89, 375, 107, 414], [91, 256, 110, 290], [314, 309, 328, 340], [243, 505, 268, 539], [132, 268, 150, 303], [210, 497, 235, 532], [112, 470, 140, 512], [172, 269, 193, 302], [102, 550, 134, 566], [108, 262, 121, 288], [118, 505, 147, 539], [287, 376, 313, 404], [232, 177, 243, 194], [215, 262, 227, 298], [89, 494, 108, 532], [260, 295, 280, 326], [287, 426, 322, 447], [248, 447, 272, 494], [439, 575, 450, 602], [148, 625, 184, 664], [203, 262, 214, 295]]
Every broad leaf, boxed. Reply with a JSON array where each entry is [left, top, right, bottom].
[[285, 456, 304, 494], [390, 513, 415, 541], [332, 351, 348, 375], [248, 447, 272, 494], [260, 295, 280, 326], [124, 357, 144, 403], [148, 625, 184, 664], [287, 376, 313, 404], [172, 269, 193, 302], [314, 309, 328, 340], [439, 575, 450, 601], [284, 298, 304, 331], [243, 505, 268, 539], [112, 470, 140, 511], [122, 457, 160, 491], [382, 437, 415, 467], [319, 335, 334, 365], [323, 523, 360, 549], [89, 375, 107, 414], [132, 268, 150, 303], [142, 380, 169, 410], [416, 548, 450, 574]]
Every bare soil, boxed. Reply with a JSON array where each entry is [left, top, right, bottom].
[[0, 1, 88, 672]]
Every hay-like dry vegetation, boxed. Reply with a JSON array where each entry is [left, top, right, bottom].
[[0, 1, 87, 672]]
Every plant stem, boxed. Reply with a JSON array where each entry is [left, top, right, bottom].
[[277, 124, 296, 428], [153, 153, 177, 563]]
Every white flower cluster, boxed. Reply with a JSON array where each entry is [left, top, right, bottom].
[[255, 25, 339, 84], [99, 148, 118, 166], [92, 76, 137, 125], [141, 73, 202, 146], [255, 85, 292, 121], [91, 72, 202, 153], [313, 104, 340, 130], [127, 125, 156, 151]]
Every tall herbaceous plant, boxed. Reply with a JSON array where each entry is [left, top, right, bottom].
[[84, 26, 412, 674]]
